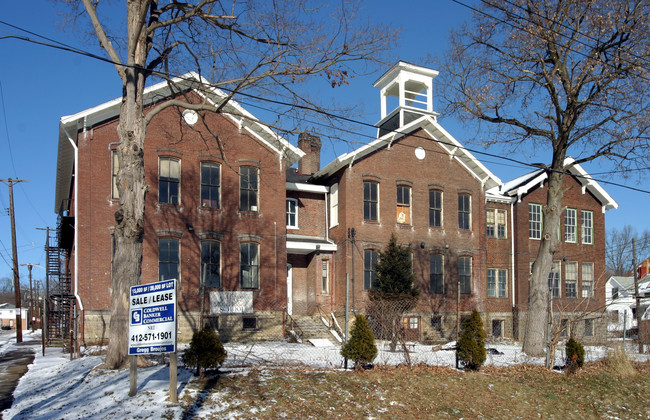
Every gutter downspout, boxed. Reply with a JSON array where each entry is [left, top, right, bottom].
[[510, 201, 515, 309], [510, 200, 516, 339], [64, 125, 85, 346]]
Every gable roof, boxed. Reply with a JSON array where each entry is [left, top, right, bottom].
[[607, 276, 636, 293], [487, 158, 618, 211], [313, 114, 501, 190], [55, 72, 303, 213]]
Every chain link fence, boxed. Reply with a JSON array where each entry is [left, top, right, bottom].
[[171, 299, 650, 371]]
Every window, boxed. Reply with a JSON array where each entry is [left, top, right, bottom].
[[459, 256, 472, 294], [429, 190, 442, 228], [321, 259, 330, 294], [584, 319, 594, 337], [582, 263, 594, 298], [403, 316, 419, 330], [486, 210, 495, 237], [111, 150, 119, 199], [529, 203, 542, 239], [492, 320, 504, 337], [242, 317, 257, 330], [330, 183, 339, 228], [200, 240, 221, 288], [496, 210, 506, 238], [159, 157, 180, 204], [560, 319, 568, 337], [240, 243, 259, 289], [159, 238, 179, 281], [200, 162, 220, 208], [612, 287, 619, 299], [364, 250, 378, 290], [581, 210, 593, 244], [363, 181, 378, 222], [488, 269, 507, 298], [548, 261, 561, 298], [430, 254, 444, 294], [396, 185, 411, 224], [458, 193, 471, 230], [431, 315, 442, 330], [240, 166, 258, 211], [564, 208, 577, 242], [565, 262, 577, 298], [487, 209, 507, 238], [286, 198, 298, 228]]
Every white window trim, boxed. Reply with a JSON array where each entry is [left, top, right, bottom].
[[488, 268, 508, 298], [581, 210, 594, 245], [286, 198, 299, 229], [329, 183, 339, 228], [529, 203, 542, 240], [565, 208, 577, 243]]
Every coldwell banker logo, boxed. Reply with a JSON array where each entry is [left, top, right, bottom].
[[131, 309, 142, 325]]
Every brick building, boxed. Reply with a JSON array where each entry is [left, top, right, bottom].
[[54, 63, 616, 346], [55, 74, 303, 344]]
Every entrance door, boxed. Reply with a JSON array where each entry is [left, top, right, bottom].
[[402, 316, 420, 341]]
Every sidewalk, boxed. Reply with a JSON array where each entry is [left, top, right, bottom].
[[0, 330, 36, 419]]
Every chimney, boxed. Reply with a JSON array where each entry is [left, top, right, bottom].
[[298, 132, 321, 175]]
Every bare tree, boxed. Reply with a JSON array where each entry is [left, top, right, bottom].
[[66, 0, 395, 368], [606, 225, 650, 276], [438, 0, 650, 356], [0, 277, 13, 294]]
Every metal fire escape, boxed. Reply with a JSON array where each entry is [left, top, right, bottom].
[[45, 214, 75, 349]]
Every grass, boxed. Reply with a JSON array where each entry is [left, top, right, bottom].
[[177, 361, 650, 419]]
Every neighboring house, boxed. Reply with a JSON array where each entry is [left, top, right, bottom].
[[605, 276, 637, 332], [0, 303, 28, 330], [54, 62, 617, 346]]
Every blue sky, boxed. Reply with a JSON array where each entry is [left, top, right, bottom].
[[1, 0, 649, 285]]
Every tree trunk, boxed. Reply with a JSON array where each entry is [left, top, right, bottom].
[[522, 167, 565, 357], [104, 65, 148, 369]]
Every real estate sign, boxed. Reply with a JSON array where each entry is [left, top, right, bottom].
[[128, 279, 176, 355]]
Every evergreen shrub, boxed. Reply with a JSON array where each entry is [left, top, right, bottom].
[[182, 324, 227, 377], [341, 314, 377, 368], [565, 337, 585, 371], [456, 310, 486, 371]]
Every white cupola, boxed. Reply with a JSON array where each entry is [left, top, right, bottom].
[[373, 61, 440, 137]]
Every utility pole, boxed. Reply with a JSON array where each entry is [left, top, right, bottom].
[[632, 238, 642, 353], [21, 263, 34, 332], [20, 263, 44, 332], [36, 227, 50, 344], [2, 178, 28, 343]]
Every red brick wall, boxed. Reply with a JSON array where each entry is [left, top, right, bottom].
[[286, 191, 327, 238], [512, 174, 607, 314], [73, 96, 288, 314], [484, 201, 514, 314], [328, 128, 486, 313]]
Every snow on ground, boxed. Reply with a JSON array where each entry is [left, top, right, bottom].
[[1, 329, 648, 419]]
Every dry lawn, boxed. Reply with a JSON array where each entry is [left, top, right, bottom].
[[178, 361, 650, 419]]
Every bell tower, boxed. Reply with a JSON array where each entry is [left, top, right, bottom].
[[373, 61, 440, 137]]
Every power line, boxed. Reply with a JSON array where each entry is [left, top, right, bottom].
[[1, 18, 649, 195], [0, 80, 17, 177]]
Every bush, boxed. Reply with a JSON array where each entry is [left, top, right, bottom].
[[456, 310, 486, 371], [565, 338, 585, 371], [182, 324, 227, 377], [341, 314, 377, 368], [1, 325, 10, 330]]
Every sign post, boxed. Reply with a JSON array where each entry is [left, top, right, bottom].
[[128, 279, 177, 400]]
